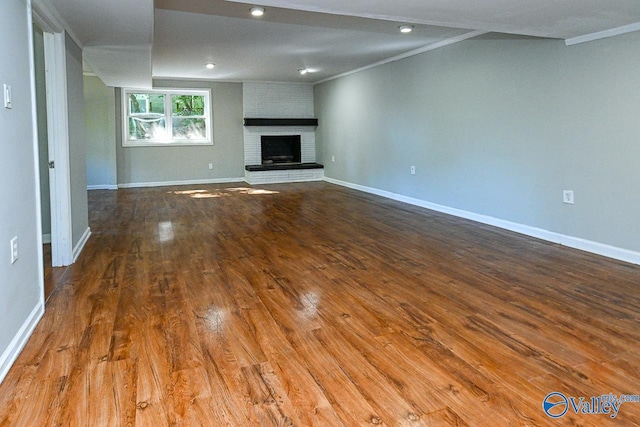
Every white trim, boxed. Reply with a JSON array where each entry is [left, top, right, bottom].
[[314, 30, 487, 85], [565, 22, 640, 46], [123, 141, 214, 148], [42, 234, 52, 244], [324, 177, 640, 266], [31, 0, 83, 49], [44, 31, 74, 267], [87, 185, 118, 190], [0, 303, 44, 385], [122, 88, 212, 147], [117, 177, 246, 189], [28, 0, 46, 307], [72, 227, 91, 263], [156, 78, 314, 85], [32, 0, 64, 33]]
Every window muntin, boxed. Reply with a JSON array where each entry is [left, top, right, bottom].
[[123, 89, 212, 146]]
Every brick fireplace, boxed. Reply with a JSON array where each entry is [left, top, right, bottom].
[[243, 83, 324, 184]]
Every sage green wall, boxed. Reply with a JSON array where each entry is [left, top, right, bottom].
[[84, 76, 117, 188], [0, 0, 42, 378], [315, 32, 640, 253], [116, 80, 244, 185], [65, 33, 89, 248]]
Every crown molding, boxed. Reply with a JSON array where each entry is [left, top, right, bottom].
[[32, 0, 84, 48], [314, 30, 487, 85], [565, 22, 640, 46]]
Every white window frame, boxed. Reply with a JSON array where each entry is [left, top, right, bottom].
[[122, 88, 213, 147]]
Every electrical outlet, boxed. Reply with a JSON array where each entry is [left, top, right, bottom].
[[563, 190, 574, 204], [3, 84, 11, 109], [410, 165, 416, 175], [331, 155, 335, 162], [208, 163, 213, 170], [10, 236, 18, 264]]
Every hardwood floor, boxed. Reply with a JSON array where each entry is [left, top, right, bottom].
[[43, 244, 70, 302], [1, 182, 639, 426]]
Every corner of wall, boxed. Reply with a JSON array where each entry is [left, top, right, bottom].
[[0, 303, 44, 385]]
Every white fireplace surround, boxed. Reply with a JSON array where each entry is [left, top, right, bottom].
[[243, 83, 323, 184], [244, 127, 315, 166]]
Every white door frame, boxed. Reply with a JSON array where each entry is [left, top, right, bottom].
[[32, 2, 73, 266]]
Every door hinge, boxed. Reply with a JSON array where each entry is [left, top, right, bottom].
[[48, 160, 55, 169]]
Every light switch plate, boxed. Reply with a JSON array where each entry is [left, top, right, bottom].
[[4, 84, 12, 109], [10, 236, 18, 264]]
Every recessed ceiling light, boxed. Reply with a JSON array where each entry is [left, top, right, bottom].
[[251, 6, 264, 17], [205, 63, 215, 69], [399, 25, 414, 33]]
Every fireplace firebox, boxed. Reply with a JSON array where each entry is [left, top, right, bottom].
[[261, 135, 301, 165]]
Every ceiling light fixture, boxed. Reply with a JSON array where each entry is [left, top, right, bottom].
[[205, 63, 215, 69], [399, 25, 414, 33], [251, 6, 264, 17], [298, 68, 309, 75]]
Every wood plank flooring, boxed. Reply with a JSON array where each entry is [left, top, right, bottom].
[[1, 182, 639, 426], [43, 244, 69, 302]]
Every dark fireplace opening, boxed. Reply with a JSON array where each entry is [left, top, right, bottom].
[[261, 135, 301, 165]]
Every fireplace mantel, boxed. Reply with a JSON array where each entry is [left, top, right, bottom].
[[244, 118, 318, 127]]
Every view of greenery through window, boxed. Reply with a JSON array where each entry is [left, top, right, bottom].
[[126, 90, 209, 144], [171, 95, 206, 140], [128, 94, 165, 140]]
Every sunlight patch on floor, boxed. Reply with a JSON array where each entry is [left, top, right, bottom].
[[170, 187, 280, 198]]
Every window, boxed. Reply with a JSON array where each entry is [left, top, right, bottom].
[[122, 88, 212, 146]]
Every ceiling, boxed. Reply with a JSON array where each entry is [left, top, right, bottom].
[[42, 0, 154, 87], [38, 0, 640, 87], [153, 1, 468, 83], [228, 0, 640, 39]]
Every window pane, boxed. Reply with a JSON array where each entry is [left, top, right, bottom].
[[172, 118, 206, 140], [129, 117, 167, 140], [172, 95, 205, 116], [123, 89, 210, 145], [129, 93, 164, 114]]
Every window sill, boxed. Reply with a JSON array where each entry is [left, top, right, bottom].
[[122, 140, 213, 148]]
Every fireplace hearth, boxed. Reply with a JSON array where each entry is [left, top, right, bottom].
[[261, 135, 301, 165]]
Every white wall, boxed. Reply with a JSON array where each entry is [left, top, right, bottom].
[[315, 32, 640, 259], [84, 75, 116, 189], [0, 0, 44, 382], [116, 79, 244, 186]]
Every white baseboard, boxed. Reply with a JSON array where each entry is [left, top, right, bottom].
[[42, 233, 51, 244], [73, 227, 91, 263], [324, 177, 640, 266], [118, 177, 245, 189], [87, 184, 118, 190], [0, 302, 44, 385]]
